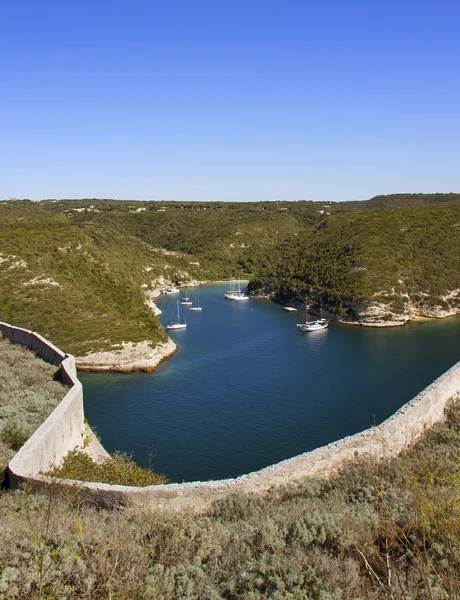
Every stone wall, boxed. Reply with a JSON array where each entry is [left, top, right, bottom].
[[2, 321, 459, 512], [0, 322, 107, 489]]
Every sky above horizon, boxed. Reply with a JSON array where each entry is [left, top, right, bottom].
[[1, 0, 459, 202]]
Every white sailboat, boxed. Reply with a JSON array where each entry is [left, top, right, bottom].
[[299, 318, 328, 332], [224, 278, 237, 299], [189, 296, 202, 311], [166, 300, 187, 330], [297, 298, 328, 332], [225, 278, 249, 301]]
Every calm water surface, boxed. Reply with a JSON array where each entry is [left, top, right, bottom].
[[80, 283, 460, 482]]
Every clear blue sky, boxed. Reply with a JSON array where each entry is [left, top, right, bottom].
[[1, 0, 459, 202]]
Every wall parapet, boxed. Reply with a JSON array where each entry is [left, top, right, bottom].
[[0, 322, 107, 488], [2, 321, 459, 512]]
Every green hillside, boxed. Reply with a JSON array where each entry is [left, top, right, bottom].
[[249, 201, 460, 321], [1, 194, 459, 355]]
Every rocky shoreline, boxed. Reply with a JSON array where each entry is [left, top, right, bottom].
[[252, 290, 460, 328], [75, 278, 208, 373], [76, 339, 177, 373]]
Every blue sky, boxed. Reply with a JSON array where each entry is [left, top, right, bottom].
[[1, 0, 459, 202]]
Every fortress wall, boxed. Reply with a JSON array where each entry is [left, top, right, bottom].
[[0, 322, 66, 365], [43, 359, 460, 512], [0, 322, 107, 489], [3, 321, 460, 512]]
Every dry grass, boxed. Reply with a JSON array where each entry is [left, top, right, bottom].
[[0, 399, 458, 599]]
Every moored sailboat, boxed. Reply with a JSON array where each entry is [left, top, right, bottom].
[[297, 298, 328, 332], [166, 300, 187, 330], [189, 296, 202, 311], [225, 278, 249, 301]]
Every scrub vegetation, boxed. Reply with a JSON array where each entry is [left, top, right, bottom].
[[47, 449, 170, 486], [0, 337, 67, 476], [0, 398, 459, 599], [1, 194, 459, 355]]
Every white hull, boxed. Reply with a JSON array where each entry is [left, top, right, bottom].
[[166, 322, 187, 330], [224, 278, 249, 300], [299, 319, 328, 332], [284, 306, 297, 312], [189, 307, 202, 311], [166, 300, 187, 330]]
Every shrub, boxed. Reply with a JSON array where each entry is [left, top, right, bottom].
[[47, 450, 170, 486], [0, 422, 28, 451]]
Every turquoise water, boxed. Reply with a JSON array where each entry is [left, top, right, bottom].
[[80, 283, 460, 483]]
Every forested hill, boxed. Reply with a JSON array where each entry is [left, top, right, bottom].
[[336, 192, 460, 211], [249, 201, 460, 324], [1, 193, 459, 354]]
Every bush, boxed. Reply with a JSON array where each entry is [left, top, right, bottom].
[[48, 450, 170, 486], [0, 422, 28, 451]]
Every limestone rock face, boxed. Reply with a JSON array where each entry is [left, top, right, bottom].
[[76, 339, 177, 373], [255, 287, 460, 328]]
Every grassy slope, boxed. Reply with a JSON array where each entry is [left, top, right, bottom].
[[0, 222, 167, 354], [0, 203, 215, 354]]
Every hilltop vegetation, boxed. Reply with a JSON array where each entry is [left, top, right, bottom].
[[249, 202, 460, 322], [1, 194, 459, 356]]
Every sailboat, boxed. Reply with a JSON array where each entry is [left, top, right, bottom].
[[298, 297, 328, 332], [180, 293, 192, 306], [225, 278, 249, 301], [166, 300, 187, 330], [224, 278, 237, 299], [189, 296, 202, 311]]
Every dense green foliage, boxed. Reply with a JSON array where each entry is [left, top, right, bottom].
[[0, 398, 458, 598], [1, 193, 459, 354], [47, 449, 170, 486], [0, 337, 67, 474], [249, 202, 460, 316]]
